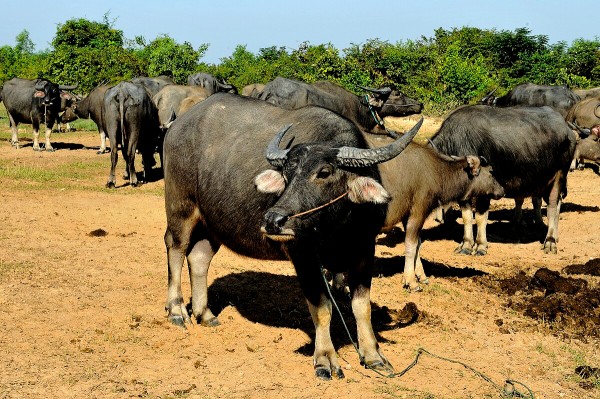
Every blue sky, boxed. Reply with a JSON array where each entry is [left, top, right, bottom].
[[1, 1, 597, 64]]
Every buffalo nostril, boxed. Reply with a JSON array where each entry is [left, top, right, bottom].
[[263, 210, 289, 234]]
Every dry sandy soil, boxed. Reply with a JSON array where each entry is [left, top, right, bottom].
[[0, 118, 599, 399]]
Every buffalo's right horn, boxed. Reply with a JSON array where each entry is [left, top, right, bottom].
[[480, 88, 497, 104], [570, 121, 591, 137], [336, 117, 423, 167], [357, 85, 392, 96], [266, 124, 293, 167], [59, 83, 78, 90]]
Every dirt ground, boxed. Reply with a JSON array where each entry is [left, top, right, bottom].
[[0, 119, 599, 399]]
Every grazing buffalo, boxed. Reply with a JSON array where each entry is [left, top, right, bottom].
[[73, 85, 112, 153], [571, 135, 600, 170], [481, 83, 580, 118], [54, 91, 81, 132], [364, 134, 504, 291], [152, 85, 211, 128], [163, 93, 420, 379], [430, 105, 576, 255], [103, 82, 161, 188], [131, 75, 174, 97], [186, 72, 237, 94], [573, 87, 600, 101], [241, 83, 266, 97], [566, 97, 600, 129], [257, 77, 423, 134], [1, 77, 77, 151]]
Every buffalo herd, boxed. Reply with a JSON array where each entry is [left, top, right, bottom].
[[1, 73, 599, 379]]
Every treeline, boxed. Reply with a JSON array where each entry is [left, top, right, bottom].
[[1, 16, 599, 115]]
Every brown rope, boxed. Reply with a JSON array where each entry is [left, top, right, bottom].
[[289, 192, 349, 219]]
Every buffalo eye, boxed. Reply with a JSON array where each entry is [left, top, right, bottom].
[[315, 165, 333, 180]]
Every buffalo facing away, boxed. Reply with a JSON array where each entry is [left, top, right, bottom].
[[186, 72, 237, 94], [73, 85, 112, 154], [430, 105, 576, 255], [163, 93, 420, 380], [257, 77, 423, 133], [481, 83, 580, 119], [1, 77, 77, 151], [103, 82, 161, 188]]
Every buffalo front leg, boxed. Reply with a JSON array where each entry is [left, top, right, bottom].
[[9, 115, 19, 148], [473, 197, 491, 255], [402, 218, 427, 291], [543, 174, 563, 254], [43, 126, 55, 152], [187, 239, 220, 326], [306, 295, 343, 380], [455, 201, 475, 254]]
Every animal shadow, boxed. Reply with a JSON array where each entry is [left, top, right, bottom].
[[206, 271, 417, 356], [374, 255, 487, 280]]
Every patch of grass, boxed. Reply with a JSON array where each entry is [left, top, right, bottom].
[[535, 342, 556, 358], [0, 158, 104, 183]]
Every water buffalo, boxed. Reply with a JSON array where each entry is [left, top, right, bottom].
[[571, 134, 600, 171], [131, 75, 174, 97], [1, 77, 77, 151], [72, 85, 112, 154], [186, 72, 237, 94], [573, 87, 600, 101], [364, 134, 504, 291], [481, 83, 580, 119], [430, 105, 576, 255], [566, 97, 600, 129], [152, 85, 211, 128], [54, 90, 81, 132], [241, 83, 266, 97], [103, 82, 161, 188], [258, 77, 423, 134], [163, 93, 420, 380]]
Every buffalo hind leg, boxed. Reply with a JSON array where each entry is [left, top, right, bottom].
[[542, 173, 564, 254], [188, 239, 220, 326], [8, 114, 19, 149], [402, 217, 427, 291]]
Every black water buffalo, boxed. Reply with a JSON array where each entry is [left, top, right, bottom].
[[103, 82, 161, 188], [163, 93, 420, 379], [257, 77, 423, 134], [152, 84, 211, 128], [574, 87, 600, 101], [1, 77, 77, 151], [364, 135, 504, 291], [481, 83, 580, 118], [54, 90, 81, 132], [131, 75, 174, 97], [186, 72, 237, 94], [73, 85, 112, 153], [430, 105, 576, 255]]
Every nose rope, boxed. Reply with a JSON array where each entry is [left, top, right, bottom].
[[289, 192, 348, 219]]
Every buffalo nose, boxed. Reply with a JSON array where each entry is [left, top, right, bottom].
[[263, 209, 289, 235]]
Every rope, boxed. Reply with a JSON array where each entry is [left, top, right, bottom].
[[364, 95, 385, 127], [289, 192, 348, 219], [319, 267, 535, 398]]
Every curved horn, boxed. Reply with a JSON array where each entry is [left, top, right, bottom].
[[265, 124, 293, 167], [357, 85, 392, 96], [336, 117, 423, 167], [570, 121, 590, 137], [59, 84, 78, 90]]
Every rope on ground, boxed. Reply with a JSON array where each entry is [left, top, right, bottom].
[[320, 267, 535, 398]]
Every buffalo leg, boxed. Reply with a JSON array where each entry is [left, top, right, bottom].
[[8, 114, 19, 148], [455, 201, 475, 255], [187, 239, 220, 326], [532, 197, 543, 225], [164, 209, 201, 327], [97, 128, 108, 154], [32, 118, 41, 151], [513, 198, 525, 226], [402, 217, 427, 291], [43, 125, 55, 152], [542, 173, 563, 254], [473, 197, 491, 256], [126, 138, 139, 186]]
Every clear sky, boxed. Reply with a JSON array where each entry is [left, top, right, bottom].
[[1, 0, 597, 65]]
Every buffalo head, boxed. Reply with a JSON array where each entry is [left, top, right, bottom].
[[256, 118, 423, 241]]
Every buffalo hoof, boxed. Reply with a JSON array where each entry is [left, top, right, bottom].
[[33, 146, 41, 151], [10, 141, 18, 148], [96, 149, 107, 155], [419, 277, 430, 285], [315, 367, 332, 380], [454, 247, 473, 255], [362, 358, 394, 375], [200, 317, 220, 327], [474, 249, 487, 256], [106, 182, 116, 189], [168, 314, 188, 328], [542, 241, 557, 254], [46, 147, 55, 153]]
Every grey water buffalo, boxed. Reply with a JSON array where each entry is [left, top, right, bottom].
[[430, 105, 576, 255], [103, 81, 161, 188], [152, 85, 211, 128], [574, 87, 600, 101], [481, 83, 580, 118], [187, 72, 237, 94], [1, 77, 77, 151], [566, 97, 600, 129], [73, 85, 112, 153], [257, 77, 423, 134], [54, 90, 81, 132], [131, 75, 174, 97], [241, 83, 266, 97], [571, 135, 600, 170], [163, 93, 420, 380], [364, 134, 504, 291]]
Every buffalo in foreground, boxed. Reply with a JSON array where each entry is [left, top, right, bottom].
[[430, 105, 576, 255], [163, 93, 420, 380]]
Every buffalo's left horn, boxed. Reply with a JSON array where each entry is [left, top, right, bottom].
[[59, 84, 78, 90], [336, 117, 423, 167], [265, 124, 293, 167], [357, 85, 392, 96]]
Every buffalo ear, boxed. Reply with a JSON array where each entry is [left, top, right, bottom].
[[33, 91, 45, 98], [347, 176, 390, 204], [254, 169, 285, 195], [466, 155, 481, 177]]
